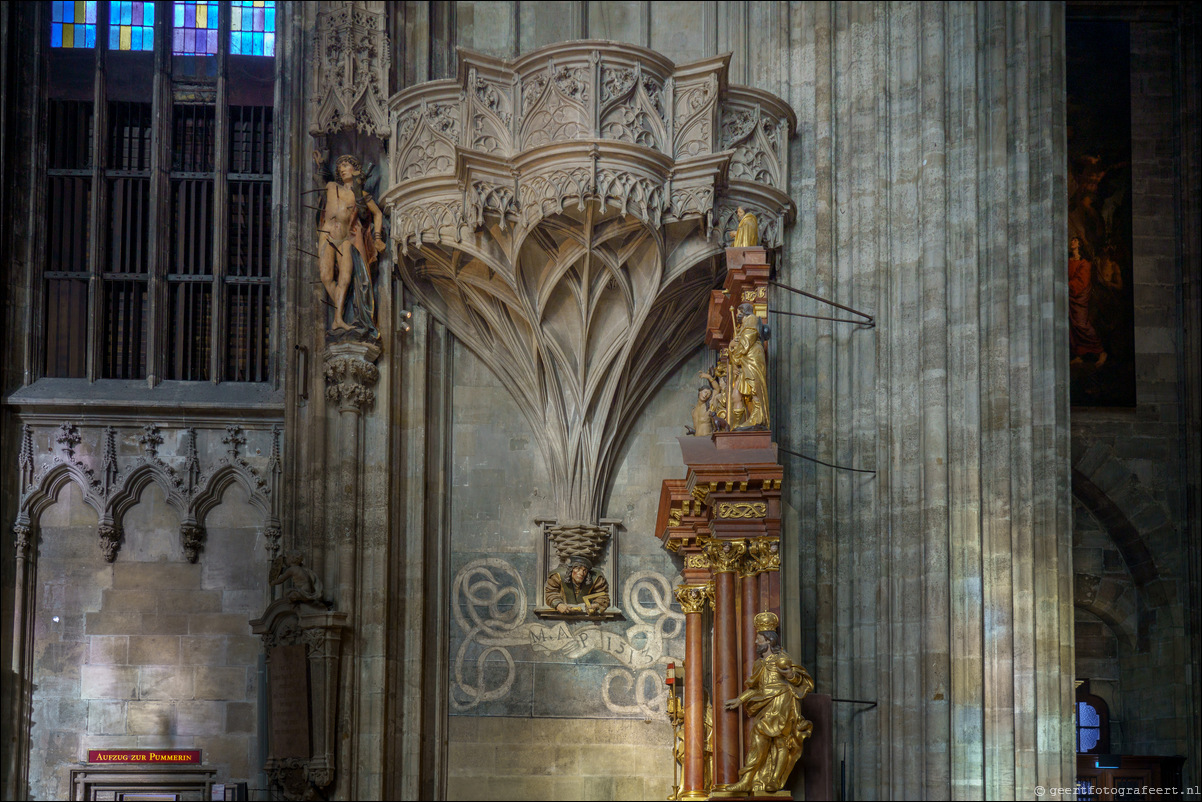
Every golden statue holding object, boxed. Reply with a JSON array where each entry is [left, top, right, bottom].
[[728, 303, 770, 430], [719, 612, 813, 796], [730, 207, 759, 247]]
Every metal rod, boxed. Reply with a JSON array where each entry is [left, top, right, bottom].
[[769, 280, 875, 327], [830, 697, 879, 709], [770, 308, 874, 326], [778, 446, 876, 475]]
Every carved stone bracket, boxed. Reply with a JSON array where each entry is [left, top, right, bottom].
[[309, 1, 391, 139], [323, 340, 382, 413], [98, 520, 122, 563], [180, 521, 206, 564]]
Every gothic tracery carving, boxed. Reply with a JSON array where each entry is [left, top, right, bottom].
[[309, 1, 391, 139], [11, 423, 280, 563]]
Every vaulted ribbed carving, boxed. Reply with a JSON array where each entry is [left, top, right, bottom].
[[384, 43, 795, 528]]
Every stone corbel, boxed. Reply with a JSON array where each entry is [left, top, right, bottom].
[[323, 341, 382, 414], [98, 520, 122, 563], [180, 521, 206, 564]]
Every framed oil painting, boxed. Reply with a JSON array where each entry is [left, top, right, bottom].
[[1066, 20, 1136, 408]]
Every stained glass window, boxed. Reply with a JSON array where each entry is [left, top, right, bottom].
[[1078, 701, 1101, 752], [173, 1, 218, 55], [108, 1, 154, 51], [230, 1, 275, 57], [50, 1, 98, 48]]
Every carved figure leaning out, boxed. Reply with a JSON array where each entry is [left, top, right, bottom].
[[269, 550, 329, 609], [314, 151, 385, 338], [544, 555, 610, 615], [721, 612, 813, 795]]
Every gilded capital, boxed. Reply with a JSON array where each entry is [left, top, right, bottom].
[[748, 537, 781, 572], [700, 537, 747, 573], [675, 584, 711, 615]]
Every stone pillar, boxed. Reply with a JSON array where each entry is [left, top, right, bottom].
[[778, 3, 1073, 797], [675, 584, 711, 801], [321, 338, 380, 799], [322, 340, 381, 616], [703, 537, 747, 787]]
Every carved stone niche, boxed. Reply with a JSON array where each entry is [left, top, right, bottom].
[[309, 1, 391, 139], [535, 518, 623, 621], [251, 600, 348, 801]]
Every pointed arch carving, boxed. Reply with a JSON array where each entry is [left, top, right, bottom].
[[11, 423, 280, 565]]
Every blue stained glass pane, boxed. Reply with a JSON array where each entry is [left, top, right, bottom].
[[108, 25, 119, 50], [143, 1, 153, 25], [264, 31, 274, 56], [86, 1, 97, 23], [51, 24, 63, 46], [230, 31, 241, 55], [1078, 702, 1100, 727], [132, 27, 141, 49], [206, 29, 216, 53], [265, 8, 274, 32], [174, 2, 183, 27], [185, 3, 194, 28], [123, 2, 132, 25], [65, 0, 75, 22], [253, 31, 263, 55], [1080, 727, 1100, 752], [52, 2, 64, 22], [84, 24, 96, 48]]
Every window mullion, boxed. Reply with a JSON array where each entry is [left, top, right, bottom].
[[86, 2, 111, 383], [146, 0, 173, 387], [211, 0, 231, 383]]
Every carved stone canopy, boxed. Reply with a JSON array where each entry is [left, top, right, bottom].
[[383, 42, 796, 526], [383, 41, 797, 252]]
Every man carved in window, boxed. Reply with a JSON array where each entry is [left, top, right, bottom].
[[544, 555, 610, 615]]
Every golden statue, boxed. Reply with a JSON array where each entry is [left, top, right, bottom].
[[720, 612, 813, 795], [730, 207, 759, 247], [728, 303, 769, 429]]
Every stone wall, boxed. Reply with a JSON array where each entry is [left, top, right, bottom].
[[1068, 14, 1201, 782], [26, 482, 269, 800], [444, 343, 695, 800]]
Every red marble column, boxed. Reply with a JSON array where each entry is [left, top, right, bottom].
[[739, 565, 759, 751], [704, 538, 747, 787], [675, 584, 709, 801]]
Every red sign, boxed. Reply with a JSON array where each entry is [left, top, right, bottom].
[[87, 750, 201, 764]]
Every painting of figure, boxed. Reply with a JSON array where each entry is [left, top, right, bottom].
[[1067, 20, 1136, 407]]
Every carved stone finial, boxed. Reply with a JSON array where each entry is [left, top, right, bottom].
[[98, 521, 122, 562], [323, 341, 382, 413], [19, 424, 34, 490], [13, 523, 32, 559], [56, 422, 81, 459], [138, 423, 163, 459], [102, 427, 119, 489], [223, 425, 246, 461], [181, 522, 206, 563], [184, 427, 201, 491]]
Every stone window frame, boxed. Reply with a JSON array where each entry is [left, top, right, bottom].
[[35, 0, 280, 386]]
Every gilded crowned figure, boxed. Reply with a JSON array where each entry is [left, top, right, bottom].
[[721, 612, 813, 795]]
